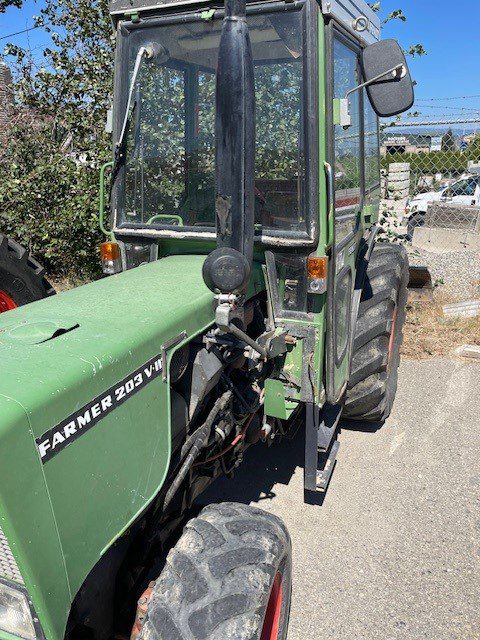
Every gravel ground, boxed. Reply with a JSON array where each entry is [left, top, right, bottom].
[[407, 246, 480, 300], [199, 358, 480, 640]]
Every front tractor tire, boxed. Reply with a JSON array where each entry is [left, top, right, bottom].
[[343, 243, 409, 423], [0, 234, 55, 313], [138, 503, 292, 640]]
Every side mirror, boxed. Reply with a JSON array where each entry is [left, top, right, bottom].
[[361, 39, 414, 118], [336, 39, 414, 128]]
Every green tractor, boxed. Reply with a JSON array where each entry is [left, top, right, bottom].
[[0, 234, 54, 313], [0, 0, 414, 638]]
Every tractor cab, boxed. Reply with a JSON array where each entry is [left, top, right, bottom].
[[103, 0, 414, 412]]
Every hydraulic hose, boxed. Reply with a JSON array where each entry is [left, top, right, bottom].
[[164, 391, 232, 509]]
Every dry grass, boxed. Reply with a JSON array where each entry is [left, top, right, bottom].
[[402, 293, 480, 359], [50, 277, 90, 293]]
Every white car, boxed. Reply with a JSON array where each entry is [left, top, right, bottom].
[[404, 174, 480, 239]]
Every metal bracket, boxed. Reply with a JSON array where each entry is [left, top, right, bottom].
[[214, 295, 269, 360], [161, 330, 187, 381], [338, 63, 406, 128]]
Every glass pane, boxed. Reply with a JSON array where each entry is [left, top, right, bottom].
[[182, 70, 216, 226], [335, 269, 352, 362], [449, 178, 476, 197], [118, 9, 305, 234], [254, 15, 304, 233], [274, 254, 308, 313], [124, 66, 187, 224], [364, 93, 380, 191], [333, 38, 361, 231]]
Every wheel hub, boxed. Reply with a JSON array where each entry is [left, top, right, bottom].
[[388, 306, 398, 366], [261, 572, 284, 640], [0, 290, 17, 313]]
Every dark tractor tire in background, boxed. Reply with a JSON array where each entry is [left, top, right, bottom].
[[138, 503, 292, 640], [0, 234, 55, 313], [343, 243, 409, 423], [406, 212, 425, 241]]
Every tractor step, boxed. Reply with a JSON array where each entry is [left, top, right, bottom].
[[317, 403, 342, 452], [316, 441, 340, 492], [304, 403, 341, 494]]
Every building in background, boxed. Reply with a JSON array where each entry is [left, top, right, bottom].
[[381, 134, 432, 156]]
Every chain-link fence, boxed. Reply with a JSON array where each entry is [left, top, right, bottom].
[[379, 120, 480, 240]]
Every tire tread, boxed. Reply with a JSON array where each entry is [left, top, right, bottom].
[[139, 503, 291, 640], [344, 243, 409, 423], [0, 233, 55, 305]]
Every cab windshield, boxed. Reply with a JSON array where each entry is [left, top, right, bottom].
[[114, 7, 306, 235]]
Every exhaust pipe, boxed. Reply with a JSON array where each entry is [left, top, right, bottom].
[[202, 0, 255, 296]]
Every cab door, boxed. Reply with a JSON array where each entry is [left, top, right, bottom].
[[326, 28, 364, 403]]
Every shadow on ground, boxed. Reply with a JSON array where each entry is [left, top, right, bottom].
[[197, 425, 305, 507], [196, 415, 385, 510], [340, 418, 384, 433]]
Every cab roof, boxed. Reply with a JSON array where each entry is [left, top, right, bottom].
[[109, 0, 380, 45]]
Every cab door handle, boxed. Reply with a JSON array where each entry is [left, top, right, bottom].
[[324, 161, 334, 247]]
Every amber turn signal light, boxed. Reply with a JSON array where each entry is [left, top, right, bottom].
[[100, 241, 122, 275], [307, 256, 328, 280], [307, 255, 328, 294]]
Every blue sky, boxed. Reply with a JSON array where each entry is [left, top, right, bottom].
[[1, 0, 480, 120]]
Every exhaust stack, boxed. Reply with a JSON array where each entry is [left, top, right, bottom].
[[202, 0, 255, 296]]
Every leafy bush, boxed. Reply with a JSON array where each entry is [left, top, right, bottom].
[[0, 115, 104, 278], [0, 0, 113, 280]]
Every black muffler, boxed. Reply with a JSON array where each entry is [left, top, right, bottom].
[[202, 0, 255, 296]]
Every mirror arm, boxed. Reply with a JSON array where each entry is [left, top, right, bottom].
[[337, 63, 405, 128]]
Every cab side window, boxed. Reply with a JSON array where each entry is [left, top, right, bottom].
[[364, 95, 380, 192], [333, 36, 361, 241]]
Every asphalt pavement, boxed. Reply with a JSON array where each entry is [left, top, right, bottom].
[[200, 358, 480, 640]]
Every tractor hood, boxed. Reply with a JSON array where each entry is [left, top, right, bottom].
[[0, 255, 215, 640]]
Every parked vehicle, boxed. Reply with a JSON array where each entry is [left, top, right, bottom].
[[0, 0, 414, 639], [404, 173, 480, 239], [0, 234, 54, 313]]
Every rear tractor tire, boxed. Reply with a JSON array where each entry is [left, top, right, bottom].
[[0, 234, 55, 313], [343, 242, 409, 423], [136, 503, 292, 640]]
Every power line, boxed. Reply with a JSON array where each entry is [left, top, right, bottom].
[[411, 115, 480, 121], [384, 118, 480, 127], [413, 104, 480, 113], [0, 24, 47, 42], [416, 95, 480, 102]]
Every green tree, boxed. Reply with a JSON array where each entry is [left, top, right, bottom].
[[0, 0, 22, 13], [1, 0, 113, 277], [441, 128, 456, 151], [368, 3, 426, 58], [6, 0, 113, 159]]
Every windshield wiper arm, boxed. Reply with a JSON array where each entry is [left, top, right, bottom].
[[110, 45, 156, 195], [117, 45, 154, 152]]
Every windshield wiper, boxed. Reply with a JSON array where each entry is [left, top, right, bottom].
[[110, 45, 156, 196]]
